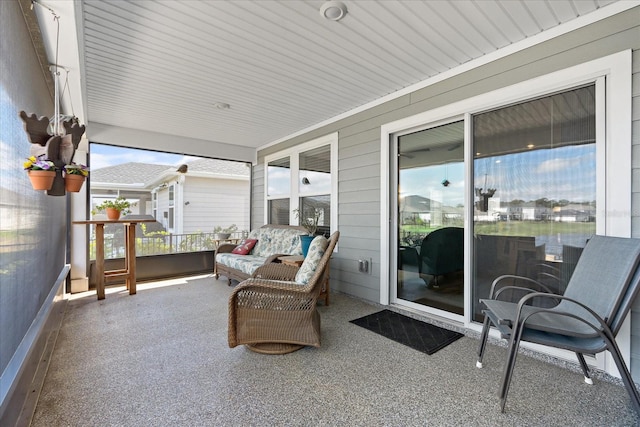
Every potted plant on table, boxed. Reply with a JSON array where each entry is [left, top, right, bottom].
[[294, 207, 321, 257], [63, 162, 89, 192], [92, 196, 135, 220], [23, 154, 58, 190], [213, 224, 238, 240]]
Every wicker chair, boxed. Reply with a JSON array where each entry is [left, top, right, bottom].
[[228, 231, 339, 354]]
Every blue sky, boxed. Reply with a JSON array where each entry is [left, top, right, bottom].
[[90, 144, 198, 170], [92, 142, 595, 205], [478, 145, 596, 203], [400, 144, 596, 206], [401, 163, 465, 207]]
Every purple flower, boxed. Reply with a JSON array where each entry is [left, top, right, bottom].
[[24, 154, 57, 171]]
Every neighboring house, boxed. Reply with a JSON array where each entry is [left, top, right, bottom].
[[399, 195, 462, 227], [399, 195, 437, 224], [553, 208, 595, 223], [519, 203, 551, 222], [91, 162, 169, 216], [91, 159, 250, 235]]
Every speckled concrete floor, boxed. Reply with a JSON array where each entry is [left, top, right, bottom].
[[29, 274, 639, 426]]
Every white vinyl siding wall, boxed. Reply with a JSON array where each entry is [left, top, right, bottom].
[[335, 127, 385, 301], [181, 176, 250, 234], [156, 188, 172, 231], [251, 163, 265, 230]]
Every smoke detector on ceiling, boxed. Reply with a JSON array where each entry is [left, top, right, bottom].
[[320, 1, 348, 21]]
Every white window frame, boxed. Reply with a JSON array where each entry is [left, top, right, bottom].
[[264, 132, 338, 235], [168, 184, 175, 207], [168, 206, 174, 231], [152, 191, 157, 220], [380, 50, 632, 377]]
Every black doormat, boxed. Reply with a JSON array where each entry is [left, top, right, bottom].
[[350, 310, 463, 355]]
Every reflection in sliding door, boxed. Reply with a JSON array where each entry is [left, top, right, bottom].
[[471, 85, 597, 322], [396, 121, 465, 315]]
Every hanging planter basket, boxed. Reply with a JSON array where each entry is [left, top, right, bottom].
[[64, 174, 85, 192], [27, 170, 56, 190]]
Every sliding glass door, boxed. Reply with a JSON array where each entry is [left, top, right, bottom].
[[396, 121, 465, 315], [393, 85, 596, 320], [471, 85, 596, 321]]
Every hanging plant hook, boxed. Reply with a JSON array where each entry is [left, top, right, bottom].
[[20, 1, 85, 196]]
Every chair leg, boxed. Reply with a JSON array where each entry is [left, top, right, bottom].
[[605, 335, 640, 415], [476, 315, 491, 368], [575, 353, 593, 385], [499, 322, 525, 413]]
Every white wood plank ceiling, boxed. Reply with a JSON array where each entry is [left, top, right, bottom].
[[44, 0, 627, 151]]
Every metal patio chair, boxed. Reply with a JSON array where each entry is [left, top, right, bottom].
[[476, 235, 640, 414]]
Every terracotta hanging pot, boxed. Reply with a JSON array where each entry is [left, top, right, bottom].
[[27, 170, 56, 190], [64, 174, 85, 192], [106, 207, 121, 220]]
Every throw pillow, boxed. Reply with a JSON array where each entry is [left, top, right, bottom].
[[231, 239, 258, 255], [294, 236, 329, 285]]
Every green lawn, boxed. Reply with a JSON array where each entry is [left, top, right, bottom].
[[401, 221, 595, 238], [474, 221, 595, 237]]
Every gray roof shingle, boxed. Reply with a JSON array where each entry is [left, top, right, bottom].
[[91, 159, 249, 185], [91, 162, 172, 185], [184, 158, 250, 176]]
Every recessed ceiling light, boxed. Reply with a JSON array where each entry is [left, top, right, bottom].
[[214, 102, 230, 110], [527, 144, 535, 149], [320, 1, 348, 21]]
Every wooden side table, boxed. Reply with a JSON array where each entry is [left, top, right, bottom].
[[278, 255, 304, 267]]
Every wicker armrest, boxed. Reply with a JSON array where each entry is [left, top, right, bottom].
[[231, 278, 316, 311], [264, 253, 289, 264], [252, 263, 299, 280], [216, 243, 237, 254], [236, 277, 309, 294]]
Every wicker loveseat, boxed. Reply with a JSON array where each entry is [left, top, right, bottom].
[[214, 224, 307, 285]]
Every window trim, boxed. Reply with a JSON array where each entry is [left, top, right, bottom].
[[264, 132, 338, 234], [152, 191, 157, 220]]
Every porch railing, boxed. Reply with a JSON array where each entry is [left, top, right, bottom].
[[89, 231, 246, 260]]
